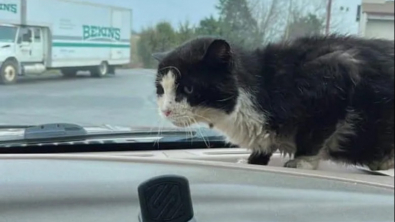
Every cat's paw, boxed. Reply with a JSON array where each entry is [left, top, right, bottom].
[[367, 158, 394, 171], [248, 152, 272, 165], [284, 157, 319, 170]]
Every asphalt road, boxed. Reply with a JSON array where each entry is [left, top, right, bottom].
[[0, 69, 173, 128]]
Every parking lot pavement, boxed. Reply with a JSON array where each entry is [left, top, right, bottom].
[[0, 69, 172, 128]]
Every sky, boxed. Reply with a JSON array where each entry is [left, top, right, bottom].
[[84, 0, 218, 32], [82, 0, 362, 35]]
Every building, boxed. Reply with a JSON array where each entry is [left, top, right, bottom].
[[329, 0, 362, 35], [358, 0, 395, 40]]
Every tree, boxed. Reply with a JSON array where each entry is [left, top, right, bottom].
[[195, 15, 223, 36], [137, 22, 177, 68], [283, 0, 349, 37], [287, 13, 325, 40], [177, 20, 196, 44], [137, 27, 157, 68], [285, 0, 327, 38], [216, 0, 260, 48], [155, 22, 177, 52], [248, 0, 288, 44], [129, 35, 142, 68]]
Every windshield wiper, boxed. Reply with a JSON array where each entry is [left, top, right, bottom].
[[0, 125, 34, 129], [0, 123, 229, 145], [0, 123, 236, 153], [24, 123, 88, 140]]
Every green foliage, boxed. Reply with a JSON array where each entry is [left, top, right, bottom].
[[136, 0, 263, 68], [137, 22, 178, 68], [216, 0, 260, 49], [155, 22, 177, 51], [137, 28, 156, 68], [196, 16, 222, 36], [134, 0, 327, 68], [177, 20, 196, 43]]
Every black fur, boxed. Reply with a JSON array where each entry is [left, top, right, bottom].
[[248, 152, 272, 165], [155, 38, 239, 114], [154, 35, 394, 170]]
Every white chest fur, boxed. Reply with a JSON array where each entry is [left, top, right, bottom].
[[214, 90, 296, 156]]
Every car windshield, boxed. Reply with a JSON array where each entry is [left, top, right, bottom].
[[0, 0, 394, 144], [0, 26, 17, 43]]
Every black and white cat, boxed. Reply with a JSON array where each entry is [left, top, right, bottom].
[[153, 35, 394, 171]]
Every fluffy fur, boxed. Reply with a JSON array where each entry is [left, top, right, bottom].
[[153, 35, 394, 171]]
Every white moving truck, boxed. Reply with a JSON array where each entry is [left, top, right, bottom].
[[0, 0, 132, 84]]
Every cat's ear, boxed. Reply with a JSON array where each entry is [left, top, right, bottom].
[[152, 51, 169, 62], [203, 39, 232, 64]]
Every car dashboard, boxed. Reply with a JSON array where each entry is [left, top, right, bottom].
[[0, 148, 394, 222]]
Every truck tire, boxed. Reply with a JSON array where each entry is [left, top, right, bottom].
[[0, 59, 18, 85], [91, 62, 109, 78]]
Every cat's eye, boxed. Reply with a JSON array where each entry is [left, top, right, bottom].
[[156, 85, 164, 95], [184, 86, 194, 94]]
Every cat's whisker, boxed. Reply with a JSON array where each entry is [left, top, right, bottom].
[[192, 118, 210, 148], [181, 122, 189, 142], [153, 119, 165, 147], [144, 119, 164, 138], [194, 107, 213, 115], [185, 117, 197, 144], [178, 117, 192, 141], [184, 116, 207, 147], [194, 101, 209, 107], [143, 108, 161, 110], [148, 120, 161, 134], [217, 96, 235, 102], [185, 118, 194, 144], [196, 107, 227, 121], [193, 113, 211, 122]]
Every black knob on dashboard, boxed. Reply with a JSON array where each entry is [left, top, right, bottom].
[[138, 175, 196, 222]]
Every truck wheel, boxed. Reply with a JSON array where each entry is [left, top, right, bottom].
[[91, 62, 109, 78], [0, 59, 18, 85]]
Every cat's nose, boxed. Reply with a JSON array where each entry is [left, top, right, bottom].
[[162, 110, 172, 117]]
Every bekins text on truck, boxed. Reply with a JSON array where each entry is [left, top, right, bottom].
[[0, 3, 17, 13], [0, 0, 132, 85]]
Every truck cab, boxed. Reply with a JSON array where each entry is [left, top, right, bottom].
[[0, 0, 132, 85], [0, 24, 46, 84]]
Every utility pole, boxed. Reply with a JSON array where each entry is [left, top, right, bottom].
[[284, 0, 293, 40], [326, 0, 333, 35]]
